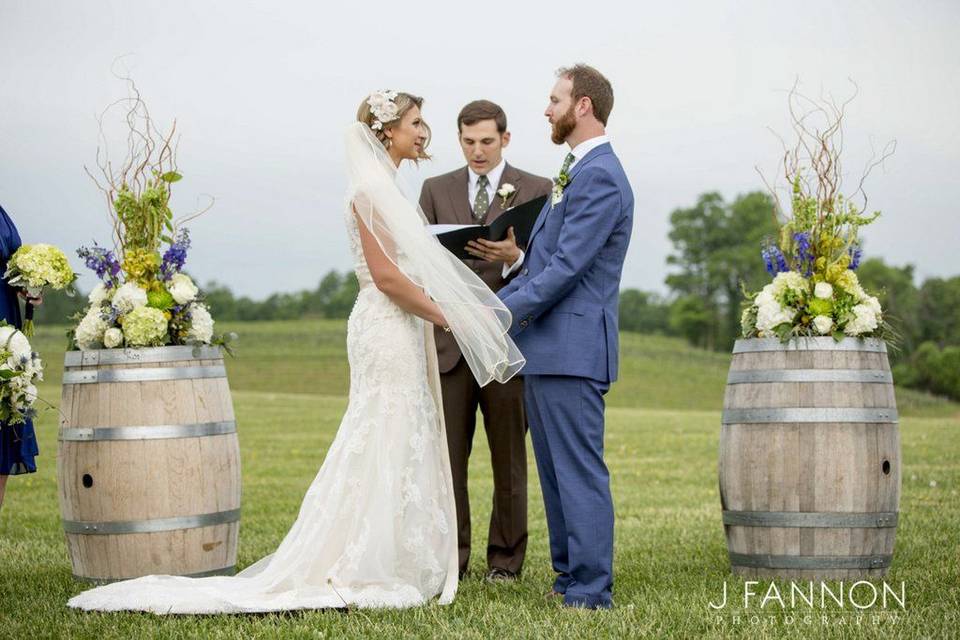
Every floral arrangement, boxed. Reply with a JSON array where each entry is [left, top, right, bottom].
[[741, 83, 895, 342], [3, 243, 77, 336], [70, 76, 228, 352], [73, 230, 216, 350], [0, 324, 43, 426]]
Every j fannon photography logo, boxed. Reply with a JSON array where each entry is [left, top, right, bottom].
[[708, 580, 907, 628]]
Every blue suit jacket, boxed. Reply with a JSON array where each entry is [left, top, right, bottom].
[[497, 142, 633, 383]]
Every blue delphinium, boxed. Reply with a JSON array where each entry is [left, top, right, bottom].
[[76, 243, 121, 287], [793, 231, 814, 276], [160, 229, 191, 280], [761, 240, 788, 276], [849, 245, 863, 270]]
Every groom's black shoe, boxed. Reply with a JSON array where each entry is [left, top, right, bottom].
[[484, 568, 518, 583]]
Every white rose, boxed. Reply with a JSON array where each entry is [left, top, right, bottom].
[[111, 282, 148, 314], [168, 273, 199, 305], [103, 327, 124, 349], [186, 303, 214, 344], [864, 295, 882, 315], [814, 282, 834, 300], [813, 315, 834, 335], [0, 325, 32, 364], [498, 183, 516, 197], [88, 283, 113, 305], [75, 306, 109, 350]]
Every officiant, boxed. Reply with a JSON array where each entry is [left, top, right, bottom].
[[419, 100, 551, 582]]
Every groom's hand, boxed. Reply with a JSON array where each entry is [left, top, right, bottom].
[[465, 227, 522, 266]]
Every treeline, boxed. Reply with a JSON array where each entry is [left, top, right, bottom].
[[31, 191, 960, 402]]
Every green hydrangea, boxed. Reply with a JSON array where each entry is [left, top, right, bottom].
[[121, 306, 169, 347], [807, 297, 833, 317], [147, 287, 175, 311]]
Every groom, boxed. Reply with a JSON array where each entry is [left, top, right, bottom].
[[489, 64, 633, 609]]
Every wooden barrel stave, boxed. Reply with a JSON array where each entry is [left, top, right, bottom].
[[720, 338, 900, 580], [58, 347, 240, 583]]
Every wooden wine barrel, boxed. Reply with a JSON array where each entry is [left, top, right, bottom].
[[58, 345, 241, 584], [719, 337, 900, 580]]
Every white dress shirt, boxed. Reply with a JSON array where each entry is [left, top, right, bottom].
[[502, 134, 611, 279], [467, 158, 506, 215]]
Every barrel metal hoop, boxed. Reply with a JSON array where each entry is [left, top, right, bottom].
[[63, 365, 226, 385], [64, 346, 223, 366], [74, 564, 236, 584], [723, 510, 899, 528], [722, 408, 898, 424], [727, 369, 893, 384], [729, 552, 892, 569], [63, 508, 240, 535], [60, 420, 237, 442], [733, 338, 887, 354]]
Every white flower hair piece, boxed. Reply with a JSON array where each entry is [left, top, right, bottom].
[[367, 89, 400, 131]]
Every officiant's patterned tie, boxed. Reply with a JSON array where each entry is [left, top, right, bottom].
[[473, 174, 490, 220]]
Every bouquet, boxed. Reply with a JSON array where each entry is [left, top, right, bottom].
[[71, 77, 228, 352], [0, 323, 43, 426], [3, 243, 77, 336], [741, 82, 895, 342]]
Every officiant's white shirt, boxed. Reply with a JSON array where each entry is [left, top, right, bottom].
[[467, 158, 506, 214], [502, 134, 612, 278]]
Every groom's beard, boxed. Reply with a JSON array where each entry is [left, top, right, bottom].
[[551, 105, 577, 145]]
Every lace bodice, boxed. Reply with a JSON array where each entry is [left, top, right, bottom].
[[345, 206, 374, 288]]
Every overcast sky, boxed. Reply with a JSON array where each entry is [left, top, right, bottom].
[[2, 0, 958, 298]]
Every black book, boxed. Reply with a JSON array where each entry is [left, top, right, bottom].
[[429, 194, 548, 260]]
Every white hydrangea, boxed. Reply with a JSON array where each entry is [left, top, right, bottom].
[[103, 327, 124, 349], [814, 282, 834, 300], [186, 303, 214, 344], [111, 282, 148, 315], [88, 283, 113, 306], [813, 315, 834, 335], [845, 303, 881, 336], [74, 306, 109, 350], [756, 302, 797, 336], [771, 271, 809, 297], [168, 273, 199, 305], [0, 325, 33, 367], [754, 284, 796, 335]]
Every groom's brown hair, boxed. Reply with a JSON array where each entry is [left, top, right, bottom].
[[557, 64, 614, 125]]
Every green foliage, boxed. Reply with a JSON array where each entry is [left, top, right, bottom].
[[617, 289, 671, 335], [666, 191, 779, 350], [114, 176, 173, 254]]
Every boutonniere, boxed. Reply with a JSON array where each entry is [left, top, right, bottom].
[[551, 170, 570, 207], [497, 183, 516, 208]]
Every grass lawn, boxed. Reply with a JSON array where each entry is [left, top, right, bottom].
[[1, 321, 958, 639]]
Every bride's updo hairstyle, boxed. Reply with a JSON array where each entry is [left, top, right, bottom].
[[357, 91, 432, 160]]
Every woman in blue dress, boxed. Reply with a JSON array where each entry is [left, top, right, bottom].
[[0, 203, 41, 510]]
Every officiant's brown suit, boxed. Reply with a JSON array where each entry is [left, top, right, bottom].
[[420, 164, 551, 577]]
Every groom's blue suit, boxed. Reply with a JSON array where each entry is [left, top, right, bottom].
[[497, 140, 633, 608]]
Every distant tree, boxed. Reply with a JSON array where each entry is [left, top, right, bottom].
[[917, 276, 960, 347], [668, 295, 714, 348], [665, 191, 778, 350], [856, 258, 920, 357], [618, 289, 672, 334]]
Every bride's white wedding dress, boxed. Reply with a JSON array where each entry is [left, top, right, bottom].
[[68, 122, 524, 615], [68, 205, 458, 614]]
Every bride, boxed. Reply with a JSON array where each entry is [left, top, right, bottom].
[[68, 91, 525, 614]]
